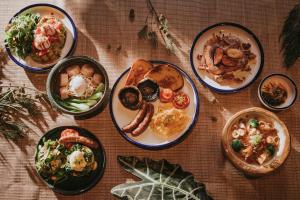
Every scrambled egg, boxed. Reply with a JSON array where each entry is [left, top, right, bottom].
[[150, 103, 189, 138]]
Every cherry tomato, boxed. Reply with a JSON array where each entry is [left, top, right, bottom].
[[172, 92, 190, 109], [159, 88, 174, 103], [60, 129, 80, 138]]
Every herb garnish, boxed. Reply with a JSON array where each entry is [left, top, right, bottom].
[[5, 13, 40, 59], [0, 84, 49, 140], [138, 0, 176, 53]]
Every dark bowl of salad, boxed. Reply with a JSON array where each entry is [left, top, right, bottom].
[[34, 126, 106, 195]]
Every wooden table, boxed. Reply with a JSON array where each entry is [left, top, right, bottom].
[[0, 0, 300, 199]]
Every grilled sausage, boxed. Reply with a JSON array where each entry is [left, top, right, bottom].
[[122, 102, 148, 133], [59, 135, 99, 149], [131, 103, 154, 136]]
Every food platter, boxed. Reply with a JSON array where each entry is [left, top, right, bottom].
[[190, 22, 264, 93], [110, 60, 199, 149], [5, 3, 77, 72], [34, 126, 105, 195], [222, 107, 290, 176]]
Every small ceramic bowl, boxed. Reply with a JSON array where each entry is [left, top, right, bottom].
[[222, 107, 290, 177], [46, 56, 109, 117], [258, 74, 297, 111]]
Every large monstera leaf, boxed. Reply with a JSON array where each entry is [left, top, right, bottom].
[[111, 156, 212, 200]]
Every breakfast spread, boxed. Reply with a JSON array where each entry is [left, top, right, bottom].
[[117, 60, 191, 138]]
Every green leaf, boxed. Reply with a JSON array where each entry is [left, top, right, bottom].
[[111, 156, 212, 200], [231, 139, 243, 152], [267, 144, 275, 155], [249, 119, 258, 128]]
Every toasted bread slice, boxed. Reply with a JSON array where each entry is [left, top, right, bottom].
[[125, 59, 153, 86], [144, 64, 184, 91]]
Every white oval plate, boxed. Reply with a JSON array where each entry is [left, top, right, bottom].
[[5, 3, 77, 72], [110, 60, 199, 149], [190, 22, 264, 93]]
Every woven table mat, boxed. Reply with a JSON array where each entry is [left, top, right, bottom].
[[0, 0, 300, 199]]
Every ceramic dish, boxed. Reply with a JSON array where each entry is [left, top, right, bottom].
[[258, 74, 297, 111], [46, 56, 109, 117], [110, 60, 199, 150], [5, 3, 77, 72], [222, 107, 290, 176], [190, 22, 264, 93], [34, 126, 106, 195]]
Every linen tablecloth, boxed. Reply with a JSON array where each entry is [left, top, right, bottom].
[[0, 0, 300, 199]]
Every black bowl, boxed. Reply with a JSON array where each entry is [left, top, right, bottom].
[[34, 126, 106, 195], [46, 56, 109, 117]]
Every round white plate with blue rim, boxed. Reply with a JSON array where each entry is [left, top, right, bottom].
[[190, 22, 264, 93], [110, 60, 199, 150], [5, 3, 77, 72]]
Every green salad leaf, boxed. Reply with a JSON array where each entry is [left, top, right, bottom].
[[111, 156, 213, 200], [231, 139, 244, 152], [249, 119, 259, 128], [5, 13, 40, 58]]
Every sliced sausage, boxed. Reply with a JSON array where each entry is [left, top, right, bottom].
[[59, 135, 99, 149], [122, 102, 147, 133], [131, 103, 154, 136]]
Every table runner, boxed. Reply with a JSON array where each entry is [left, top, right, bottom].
[[0, 0, 299, 199]]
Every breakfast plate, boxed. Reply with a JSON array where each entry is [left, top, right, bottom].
[[222, 107, 290, 176], [110, 60, 199, 149], [35, 126, 106, 195], [190, 22, 264, 93], [5, 3, 77, 72]]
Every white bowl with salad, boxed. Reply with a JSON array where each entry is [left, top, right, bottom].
[[4, 3, 77, 72], [46, 56, 109, 117]]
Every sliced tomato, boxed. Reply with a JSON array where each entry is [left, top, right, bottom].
[[159, 88, 174, 103], [172, 92, 190, 109], [60, 129, 80, 138]]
